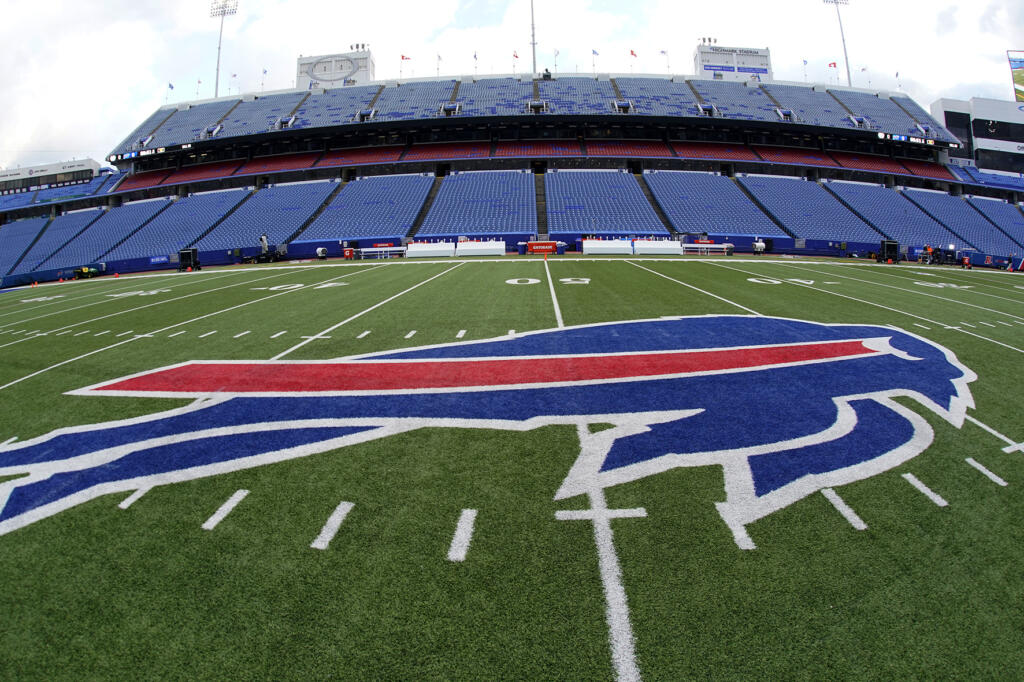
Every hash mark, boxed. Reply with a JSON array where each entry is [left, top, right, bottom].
[[998, 321, 1013, 327], [821, 488, 867, 530], [270, 331, 287, 339], [94, 330, 110, 337], [405, 330, 417, 339], [310, 501, 355, 550], [979, 321, 996, 328], [116, 331, 134, 337], [118, 487, 151, 509], [201, 489, 249, 530], [961, 322, 976, 328], [456, 329, 467, 339], [965, 458, 1008, 487], [357, 330, 371, 339], [901, 473, 948, 507], [168, 331, 186, 338], [199, 331, 217, 338], [447, 509, 478, 562], [74, 331, 90, 336], [913, 323, 931, 330], [233, 331, 251, 339]]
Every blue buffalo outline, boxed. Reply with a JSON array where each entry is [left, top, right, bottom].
[[0, 316, 975, 546]]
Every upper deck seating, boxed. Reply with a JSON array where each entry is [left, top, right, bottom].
[[455, 78, 533, 117], [759, 84, 856, 129], [373, 80, 456, 121], [537, 77, 617, 115], [689, 80, 778, 122], [614, 78, 700, 117], [291, 85, 380, 130]]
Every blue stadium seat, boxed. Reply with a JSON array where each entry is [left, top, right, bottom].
[[455, 78, 533, 117], [418, 171, 536, 238], [614, 78, 699, 117], [965, 197, 1024, 250], [545, 170, 667, 237], [644, 171, 785, 237], [290, 85, 380, 130], [296, 174, 434, 243], [689, 80, 778, 122], [193, 181, 337, 251], [0, 217, 50, 275], [11, 209, 103, 274], [105, 189, 251, 262], [373, 80, 456, 121], [216, 92, 308, 139], [759, 83, 855, 129], [824, 181, 963, 249], [738, 175, 881, 242], [903, 189, 1019, 255], [42, 199, 172, 271], [33, 173, 116, 205], [147, 100, 240, 149], [537, 78, 617, 115]]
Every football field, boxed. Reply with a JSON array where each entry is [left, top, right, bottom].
[[0, 255, 1022, 679]]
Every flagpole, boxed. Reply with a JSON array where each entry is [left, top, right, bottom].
[[530, 0, 537, 77]]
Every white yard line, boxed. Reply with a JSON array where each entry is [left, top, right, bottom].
[[965, 458, 1008, 487], [821, 488, 867, 530], [0, 268, 377, 393], [901, 473, 949, 507], [543, 257, 565, 328], [710, 261, 1024, 355], [630, 261, 761, 315], [272, 263, 463, 360], [964, 415, 1024, 453], [446, 509, 479, 562], [777, 263, 1024, 322], [310, 501, 355, 550], [201, 489, 249, 530]]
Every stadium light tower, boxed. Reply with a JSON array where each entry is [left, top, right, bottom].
[[210, 0, 239, 99], [824, 0, 852, 87]]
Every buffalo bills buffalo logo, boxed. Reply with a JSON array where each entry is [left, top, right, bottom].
[[0, 316, 975, 546]]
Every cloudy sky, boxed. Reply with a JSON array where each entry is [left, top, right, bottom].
[[1, 0, 1021, 170]]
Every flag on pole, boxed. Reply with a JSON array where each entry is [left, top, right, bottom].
[[802, 59, 808, 66], [630, 49, 637, 58], [660, 50, 668, 56], [401, 55, 411, 61], [513, 51, 519, 59], [592, 49, 599, 56], [554, 49, 560, 57], [828, 62, 837, 68], [168, 82, 174, 90], [860, 67, 867, 72], [437, 54, 442, 61], [473, 51, 478, 61], [262, 68, 268, 75]]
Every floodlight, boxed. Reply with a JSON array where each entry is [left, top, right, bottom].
[[823, 0, 852, 87], [210, 0, 240, 98]]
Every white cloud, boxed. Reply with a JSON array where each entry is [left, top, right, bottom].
[[0, 0, 1020, 170]]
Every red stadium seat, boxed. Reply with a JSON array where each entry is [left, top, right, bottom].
[[899, 159, 955, 181], [235, 152, 322, 176], [752, 146, 840, 167], [670, 142, 759, 161], [492, 141, 582, 157], [585, 141, 674, 157], [112, 170, 172, 192], [404, 142, 491, 161], [161, 160, 243, 185], [830, 152, 909, 175], [316, 146, 405, 168]]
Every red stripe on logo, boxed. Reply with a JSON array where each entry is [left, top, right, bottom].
[[93, 340, 878, 394]]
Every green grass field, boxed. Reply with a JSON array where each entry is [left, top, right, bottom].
[[0, 255, 1022, 679]]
